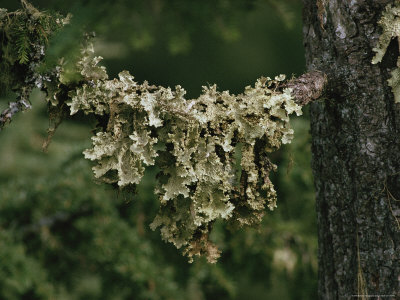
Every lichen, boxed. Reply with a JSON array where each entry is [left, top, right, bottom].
[[372, 2, 400, 103], [1, 2, 305, 262], [54, 43, 302, 262], [1, 0, 304, 261]]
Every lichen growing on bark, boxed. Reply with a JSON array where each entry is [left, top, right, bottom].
[[57, 43, 302, 262], [372, 2, 400, 103], [1, 1, 305, 263]]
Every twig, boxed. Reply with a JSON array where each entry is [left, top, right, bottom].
[[21, 206, 93, 234], [284, 70, 328, 106], [0, 99, 32, 131]]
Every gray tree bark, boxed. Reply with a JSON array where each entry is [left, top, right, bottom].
[[302, 0, 400, 299]]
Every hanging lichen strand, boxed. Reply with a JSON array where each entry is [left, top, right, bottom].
[[50, 44, 301, 263], [372, 1, 400, 103]]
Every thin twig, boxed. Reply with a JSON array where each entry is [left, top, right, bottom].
[[383, 175, 400, 230], [0, 99, 32, 131], [21, 206, 93, 234]]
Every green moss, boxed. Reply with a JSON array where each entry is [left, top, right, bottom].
[[0, 3, 66, 95]]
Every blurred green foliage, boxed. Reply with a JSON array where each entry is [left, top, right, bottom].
[[0, 0, 317, 299]]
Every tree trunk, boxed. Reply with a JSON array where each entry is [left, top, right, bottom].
[[302, 0, 400, 298]]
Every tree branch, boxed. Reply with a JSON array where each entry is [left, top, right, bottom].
[[285, 70, 327, 106], [21, 206, 93, 234], [0, 71, 327, 132], [0, 99, 32, 131]]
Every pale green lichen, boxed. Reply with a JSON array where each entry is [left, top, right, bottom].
[[52, 42, 302, 263], [0, 0, 305, 264], [372, 2, 400, 103]]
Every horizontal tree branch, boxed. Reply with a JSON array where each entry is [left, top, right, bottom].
[[284, 70, 327, 106], [0, 71, 327, 132]]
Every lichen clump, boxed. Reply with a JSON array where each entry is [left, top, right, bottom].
[[372, 2, 400, 103], [0, 1, 304, 263], [56, 44, 302, 262]]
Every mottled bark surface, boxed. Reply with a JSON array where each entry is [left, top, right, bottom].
[[302, 0, 400, 299], [286, 70, 328, 106]]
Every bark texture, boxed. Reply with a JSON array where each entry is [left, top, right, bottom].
[[303, 0, 400, 299], [286, 70, 328, 106]]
